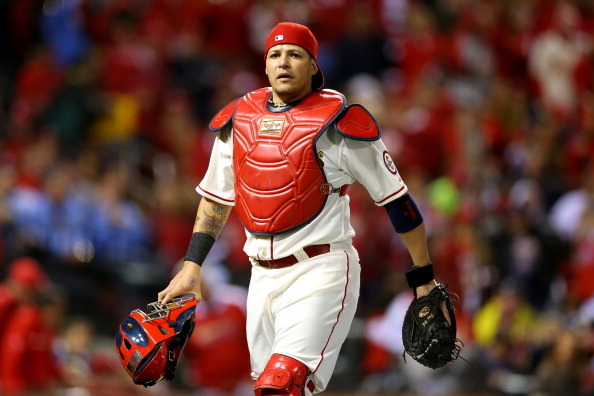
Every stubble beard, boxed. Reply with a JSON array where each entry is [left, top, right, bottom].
[[272, 81, 310, 104], [273, 83, 297, 102]]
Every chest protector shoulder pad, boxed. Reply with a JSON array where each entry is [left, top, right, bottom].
[[209, 97, 240, 132], [231, 88, 345, 235], [334, 104, 381, 141]]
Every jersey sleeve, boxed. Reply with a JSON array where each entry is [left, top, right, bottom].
[[197, 128, 235, 206], [328, 130, 407, 205]]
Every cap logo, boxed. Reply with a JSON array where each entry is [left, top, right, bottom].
[[275, 35, 284, 41]]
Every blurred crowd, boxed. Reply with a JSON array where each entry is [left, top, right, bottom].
[[0, 0, 594, 395]]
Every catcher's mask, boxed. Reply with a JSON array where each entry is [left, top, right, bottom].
[[115, 295, 197, 387]]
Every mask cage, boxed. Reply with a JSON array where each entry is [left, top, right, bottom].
[[133, 296, 195, 322]]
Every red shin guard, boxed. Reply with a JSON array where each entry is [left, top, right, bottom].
[[254, 354, 315, 396]]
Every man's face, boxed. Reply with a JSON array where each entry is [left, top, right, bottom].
[[265, 44, 318, 103]]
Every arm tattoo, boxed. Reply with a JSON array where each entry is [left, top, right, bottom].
[[189, 277, 197, 286], [212, 204, 227, 217], [196, 201, 229, 238]]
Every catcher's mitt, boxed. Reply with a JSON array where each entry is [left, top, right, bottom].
[[402, 267, 461, 369]]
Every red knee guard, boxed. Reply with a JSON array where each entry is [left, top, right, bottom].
[[254, 354, 315, 396]]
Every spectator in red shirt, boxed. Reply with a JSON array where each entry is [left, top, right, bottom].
[[0, 257, 49, 336], [0, 287, 67, 395], [0, 257, 51, 393]]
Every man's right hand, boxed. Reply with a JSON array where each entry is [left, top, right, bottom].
[[158, 261, 203, 305]]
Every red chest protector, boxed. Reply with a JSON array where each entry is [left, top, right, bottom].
[[210, 88, 345, 235]]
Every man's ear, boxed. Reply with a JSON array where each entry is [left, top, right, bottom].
[[311, 60, 319, 76]]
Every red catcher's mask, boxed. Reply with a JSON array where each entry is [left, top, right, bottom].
[[115, 296, 197, 387]]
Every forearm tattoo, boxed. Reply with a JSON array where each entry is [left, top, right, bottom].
[[195, 201, 229, 238]]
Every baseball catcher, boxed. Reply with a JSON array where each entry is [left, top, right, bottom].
[[159, 21, 461, 395], [402, 264, 462, 369]]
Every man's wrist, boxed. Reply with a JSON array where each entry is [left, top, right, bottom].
[[184, 232, 216, 266], [405, 263, 435, 289], [415, 280, 438, 297]]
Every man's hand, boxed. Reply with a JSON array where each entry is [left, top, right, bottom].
[[158, 262, 202, 305], [402, 283, 461, 369], [416, 280, 451, 326], [157, 197, 232, 305], [415, 280, 437, 298]]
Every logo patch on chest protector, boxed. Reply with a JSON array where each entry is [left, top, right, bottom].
[[259, 118, 285, 136]]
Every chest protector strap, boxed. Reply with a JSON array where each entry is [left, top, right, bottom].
[[230, 88, 345, 235]]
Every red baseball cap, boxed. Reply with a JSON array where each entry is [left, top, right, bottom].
[[8, 257, 48, 289], [264, 22, 324, 90]]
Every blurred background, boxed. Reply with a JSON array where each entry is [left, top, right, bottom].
[[0, 0, 593, 395]]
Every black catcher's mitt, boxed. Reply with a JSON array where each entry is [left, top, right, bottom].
[[402, 273, 461, 369]]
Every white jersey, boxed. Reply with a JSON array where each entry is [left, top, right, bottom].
[[197, 124, 408, 260]]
